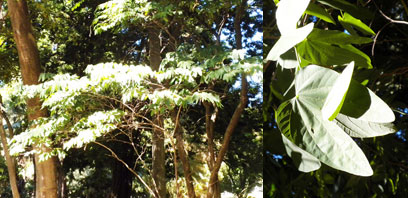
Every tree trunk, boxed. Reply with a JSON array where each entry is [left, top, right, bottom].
[[7, 0, 58, 197], [148, 25, 166, 198], [207, 1, 248, 197], [171, 110, 196, 198], [0, 100, 20, 198], [204, 102, 220, 198], [111, 136, 134, 198]]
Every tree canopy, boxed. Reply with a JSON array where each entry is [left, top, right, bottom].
[[0, 0, 262, 197]]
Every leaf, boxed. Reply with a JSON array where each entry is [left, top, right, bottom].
[[271, 65, 296, 100], [322, 62, 354, 121], [340, 78, 396, 123], [338, 12, 376, 36], [277, 48, 299, 69], [316, 0, 374, 20], [305, 2, 336, 24], [276, 65, 396, 176], [267, 23, 314, 61], [281, 132, 322, 172], [296, 29, 372, 68], [306, 28, 372, 45], [334, 114, 396, 138], [339, 21, 358, 35], [293, 66, 374, 176], [275, 93, 373, 176], [276, 0, 311, 35], [293, 65, 394, 123]]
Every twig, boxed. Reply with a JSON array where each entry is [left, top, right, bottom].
[[372, 22, 391, 56], [93, 141, 157, 197], [372, 2, 408, 56], [375, 2, 408, 25]]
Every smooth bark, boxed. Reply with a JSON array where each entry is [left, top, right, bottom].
[[0, 99, 20, 198], [7, 0, 58, 197], [148, 25, 166, 198]]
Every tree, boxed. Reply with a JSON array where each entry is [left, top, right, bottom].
[[265, 0, 408, 197], [0, 96, 20, 198], [0, 0, 262, 197], [6, 0, 58, 197], [207, 1, 249, 197]]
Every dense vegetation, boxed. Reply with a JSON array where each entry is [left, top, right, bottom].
[[0, 0, 262, 197]]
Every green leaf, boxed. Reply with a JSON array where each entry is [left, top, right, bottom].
[[277, 48, 299, 69], [296, 29, 372, 68], [305, 2, 336, 24], [338, 12, 376, 36], [276, 0, 311, 34], [316, 0, 374, 20], [322, 62, 354, 121], [339, 21, 358, 35], [334, 114, 396, 137], [267, 23, 314, 61], [306, 29, 372, 45]]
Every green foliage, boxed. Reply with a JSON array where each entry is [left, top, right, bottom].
[[296, 28, 373, 68], [268, 0, 396, 177], [305, 2, 336, 24], [0, 0, 263, 196], [338, 12, 376, 36], [3, 45, 260, 161], [93, 0, 152, 35]]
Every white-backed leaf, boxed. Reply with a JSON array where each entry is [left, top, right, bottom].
[[293, 98, 373, 176], [267, 23, 314, 61], [322, 62, 354, 121], [281, 133, 321, 172], [340, 80, 396, 123], [276, 0, 311, 34], [335, 114, 396, 137]]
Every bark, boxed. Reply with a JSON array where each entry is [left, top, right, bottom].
[[171, 110, 196, 198], [207, 1, 248, 197], [204, 102, 220, 198], [7, 0, 58, 197], [0, 100, 20, 198], [148, 24, 166, 198], [148, 26, 162, 72], [111, 136, 134, 198]]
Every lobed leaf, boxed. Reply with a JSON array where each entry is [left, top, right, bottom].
[[305, 2, 336, 24], [267, 23, 314, 61], [322, 62, 354, 121], [276, 0, 311, 35], [316, 0, 373, 20], [338, 12, 376, 36], [296, 29, 372, 68]]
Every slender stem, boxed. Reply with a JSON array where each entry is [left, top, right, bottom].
[[93, 141, 156, 197]]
